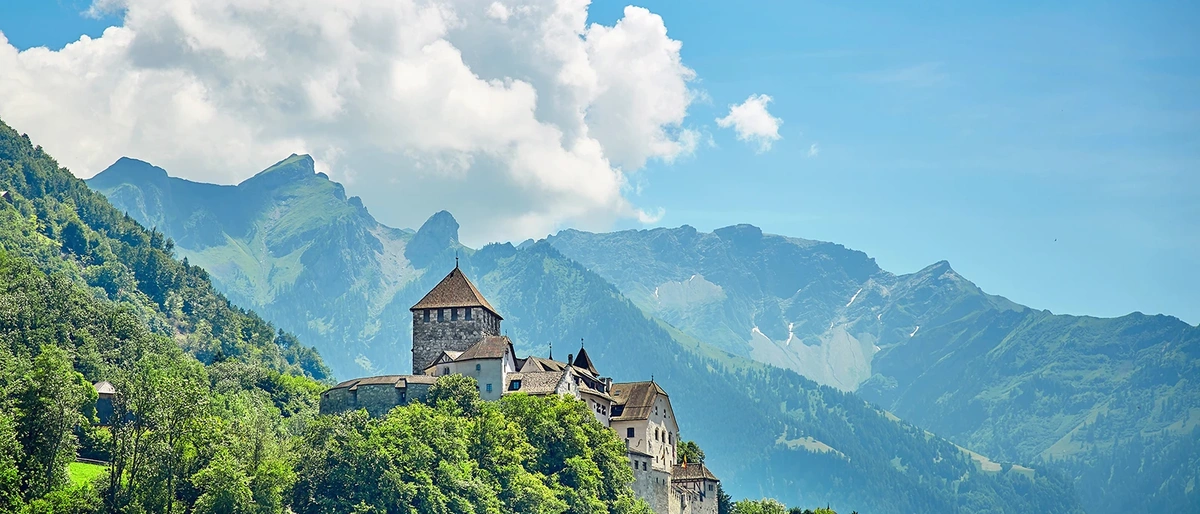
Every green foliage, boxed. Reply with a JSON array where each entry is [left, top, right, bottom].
[[292, 377, 649, 514], [192, 451, 255, 514], [677, 440, 705, 465], [423, 373, 484, 416], [14, 346, 96, 498], [0, 119, 329, 381], [730, 498, 788, 514]]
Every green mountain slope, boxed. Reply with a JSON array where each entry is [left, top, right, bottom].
[[89, 158, 1084, 513], [89, 156, 423, 375], [544, 226, 1200, 514], [0, 122, 328, 381]]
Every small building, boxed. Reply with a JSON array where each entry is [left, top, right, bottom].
[[94, 381, 116, 426], [671, 462, 721, 514], [318, 375, 437, 417]]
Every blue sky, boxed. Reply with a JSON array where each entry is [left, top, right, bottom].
[[1, 0, 1197, 324]]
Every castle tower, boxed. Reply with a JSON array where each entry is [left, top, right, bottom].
[[410, 264, 502, 374]]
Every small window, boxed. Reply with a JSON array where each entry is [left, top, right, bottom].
[[486, 383, 492, 393], [642, 461, 647, 471], [465, 308, 472, 320], [475, 363, 481, 371], [452, 308, 458, 321], [510, 380, 522, 391], [437, 309, 444, 322], [708, 484, 714, 491], [627, 427, 634, 438], [442, 367, 449, 375], [423, 309, 429, 322]]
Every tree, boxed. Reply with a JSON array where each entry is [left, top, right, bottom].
[[731, 498, 788, 514], [192, 451, 254, 514], [716, 484, 732, 514], [677, 440, 705, 465], [423, 374, 483, 416], [15, 346, 95, 499]]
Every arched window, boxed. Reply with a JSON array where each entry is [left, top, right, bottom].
[[475, 363, 481, 371]]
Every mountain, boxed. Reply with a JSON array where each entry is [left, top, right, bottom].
[[88, 156, 1085, 513], [545, 227, 1200, 514], [0, 117, 339, 512], [89, 155, 423, 375]]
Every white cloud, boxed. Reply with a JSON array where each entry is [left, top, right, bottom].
[[808, 143, 819, 157], [0, 0, 702, 245], [716, 93, 782, 153]]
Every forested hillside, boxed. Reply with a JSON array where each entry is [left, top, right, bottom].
[[89, 156, 1084, 513], [0, 118, 653, 513]]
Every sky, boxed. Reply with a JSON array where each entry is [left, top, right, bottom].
[[0, 0, 1197, 325]]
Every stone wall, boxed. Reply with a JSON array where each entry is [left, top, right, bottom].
[[319, 382, 433, 416], [670, 481, 718, 514], [630, 454, 671, 514], [411, 307, 500, 373]]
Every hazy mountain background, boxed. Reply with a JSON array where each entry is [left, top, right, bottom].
[[88, 153, 1195, 513]]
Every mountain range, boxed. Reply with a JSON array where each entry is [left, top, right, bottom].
[[86, 153, 1198, 513]]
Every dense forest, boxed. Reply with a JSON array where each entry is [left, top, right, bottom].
[[0, 118, 653, 513]]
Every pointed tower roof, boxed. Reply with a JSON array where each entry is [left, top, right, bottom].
[[410, 266, 501, 319], [571, 345, 598, 376]]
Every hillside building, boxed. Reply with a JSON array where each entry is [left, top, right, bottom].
[[320, 264, 720, 514]]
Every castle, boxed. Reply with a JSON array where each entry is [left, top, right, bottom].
[[319, 265, 721, 514]]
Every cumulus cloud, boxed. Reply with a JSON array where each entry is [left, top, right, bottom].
[[716, 94, 782, 153], [808, 143, 819, 157], [0, 0, 701, 244]]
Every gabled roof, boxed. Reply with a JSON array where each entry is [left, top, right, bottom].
[[519, 356, 569, 373], [504, 371, 568, 395], [94, 381, 116, 395], [610, 381, 669, 420], [672, 462, 720, 482], [410, 266, 501, 318], [571, 346, 598, 376], [456, 336, 513, 361]]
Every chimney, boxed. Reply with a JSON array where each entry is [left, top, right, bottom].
[[567, 353, 574, 365]]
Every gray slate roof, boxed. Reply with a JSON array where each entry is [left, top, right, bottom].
[[504, 371, 567, 395]]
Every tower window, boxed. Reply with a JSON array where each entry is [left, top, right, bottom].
[[452, 308, 458, 321], [442, 367, 449, 375], [486, 383, 492, 392], [627, 427, 634, 437], [437, 309, 444, 322], [465, 308, 472, 320], [475, 363, 481, 371], [423, 309, 429, 322]]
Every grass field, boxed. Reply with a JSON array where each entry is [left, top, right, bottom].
[[68, 462, 107, 484]]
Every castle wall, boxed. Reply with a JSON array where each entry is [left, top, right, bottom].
[[319, 383, 433, 417], [671, 480, 718, 514], [411, 307, 500, 373], [630, 454, 671, 514]]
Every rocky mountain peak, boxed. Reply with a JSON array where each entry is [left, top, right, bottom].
[[405, 210, 461, 267], [240, 154, 317, 189], [89, 157, 169, 185]]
